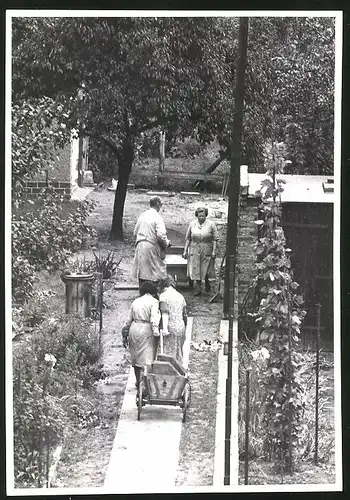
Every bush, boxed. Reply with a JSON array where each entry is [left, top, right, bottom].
[[238, 342, 335, 467], [13, 348, 67, 487], [30, 314, 102, 392], [20, 291, 53, 328], [12, 189, 95, 302], [13, 311, 103, 487], [238, 342, 268, 460], [169, 138, 204, 158]]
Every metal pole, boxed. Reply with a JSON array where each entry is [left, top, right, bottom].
[[224, 254, 235, 485], [224, 377, 231, 485], [315, 303, 321, 465], [223, 17, 249, 316], [38, 431, 43, 487], [286, 281, 293, 473], [244, 368, 251, 485], [46, 428, 50, 488], [223, 16, 249, 485], [159, 131, 165, 172]]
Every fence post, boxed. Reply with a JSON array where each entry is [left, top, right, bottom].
[[315, 303, 321, 465], [99, 274, 103, 345], [159, 131, 165, 172], [244, 368, 251, 485], [286, 280, 293, 474], [46, 428, 50, 488]]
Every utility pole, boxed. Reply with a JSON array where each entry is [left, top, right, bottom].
[[223, 18, 249, 317], [223, 17, 249, 485]]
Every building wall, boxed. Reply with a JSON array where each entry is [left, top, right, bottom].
[[50, 142, 71, 182], [24, 142, 72, 198], [237, 196, 259, 308]]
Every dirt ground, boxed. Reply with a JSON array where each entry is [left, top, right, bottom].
[[55, 188, 228, 488]]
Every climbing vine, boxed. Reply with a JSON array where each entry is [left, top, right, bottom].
[[252, 143, 306, 471]]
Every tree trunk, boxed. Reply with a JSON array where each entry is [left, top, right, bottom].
[[110, 140, 134, 240]]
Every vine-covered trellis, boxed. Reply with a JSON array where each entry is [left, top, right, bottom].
[[251, 143, 307, 472]]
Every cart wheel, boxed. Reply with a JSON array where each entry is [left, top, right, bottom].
[[182, 383, 191, 423], [137, 379, 143, 421]]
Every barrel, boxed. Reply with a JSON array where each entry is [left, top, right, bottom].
[[62, 273, 95, 317]]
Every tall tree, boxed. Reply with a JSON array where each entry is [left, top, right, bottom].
[[12, 16, 335, 239], [244, 17, 335, 173], [12, 16, 237, 239]]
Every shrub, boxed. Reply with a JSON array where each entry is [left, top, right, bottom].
[[12, 190, 95, 302], [169, 138, 203, 158], [12, 97, 70, 194], [239, 343, 335, 468], [238, 342, 269, 460], [13, 311, 103, 487], [30, 314, 102, 392], [20, 292, 53, 328], [13, 348, 67, 487]]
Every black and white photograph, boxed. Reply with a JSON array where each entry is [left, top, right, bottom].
[[5, 9, 342, 495]]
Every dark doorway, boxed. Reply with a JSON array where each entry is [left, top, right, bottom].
[[282, 203, 333, 351]]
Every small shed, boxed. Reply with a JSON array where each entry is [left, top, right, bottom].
[[238, 171, 334, 351]]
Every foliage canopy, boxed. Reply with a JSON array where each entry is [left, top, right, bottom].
[[12, 16, 335, 238]]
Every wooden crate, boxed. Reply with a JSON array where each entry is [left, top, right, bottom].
[[165, 253, 188, 283]]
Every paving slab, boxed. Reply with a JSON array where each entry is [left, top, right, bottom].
[[103, 317, 193, 494]]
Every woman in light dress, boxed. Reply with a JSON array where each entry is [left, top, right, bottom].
[[183, 206, 219, 296], [158, 275, 188, 365], [121, 281, 160, 395]]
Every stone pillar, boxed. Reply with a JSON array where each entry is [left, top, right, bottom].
[[237, 198, 259, 307], [62, 273, 95, 317]]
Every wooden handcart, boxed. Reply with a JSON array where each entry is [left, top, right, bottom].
[[137, 331, 191, 422], [165, 246, 192, 288]]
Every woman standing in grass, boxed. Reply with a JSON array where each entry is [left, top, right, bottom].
[[158, 275, 188, 365], [183, 206, 219, 296], [121, 281, 160, 397]]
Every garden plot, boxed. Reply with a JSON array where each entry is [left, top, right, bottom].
[[12, 188, 335, 489]]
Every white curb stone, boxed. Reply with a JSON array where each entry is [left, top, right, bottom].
[[213, 319, 239, 486]]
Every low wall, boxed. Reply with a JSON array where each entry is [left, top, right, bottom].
[[23, 180, 71, 198]]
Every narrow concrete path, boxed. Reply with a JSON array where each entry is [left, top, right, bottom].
[[103, 318, 193, 494], [213, 319, 239, 486]]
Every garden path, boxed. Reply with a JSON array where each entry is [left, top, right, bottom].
[[56, 189, 229, 489], [103, 318, 193, 494]]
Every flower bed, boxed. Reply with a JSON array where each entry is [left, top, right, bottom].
[[12, 289, 104, 488]]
